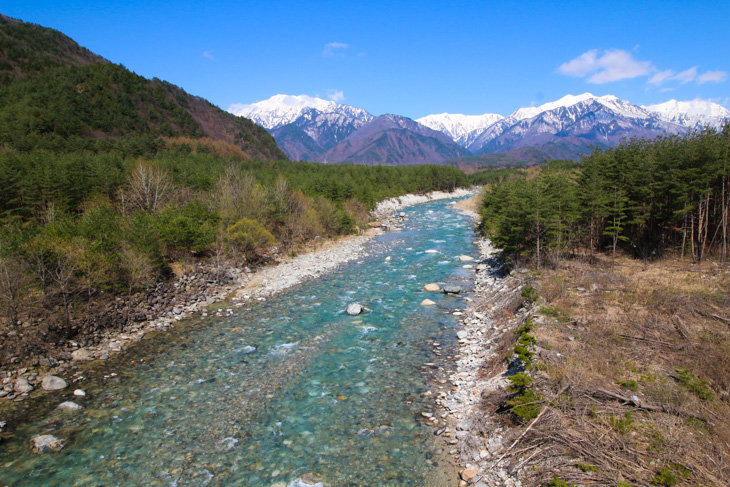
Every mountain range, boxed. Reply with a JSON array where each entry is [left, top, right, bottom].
[[230, 93, 730, 165]]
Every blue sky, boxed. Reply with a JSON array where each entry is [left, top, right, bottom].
[[3, 0, 728, 118]]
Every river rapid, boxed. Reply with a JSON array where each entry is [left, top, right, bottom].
[[0, 197, 478, 487]]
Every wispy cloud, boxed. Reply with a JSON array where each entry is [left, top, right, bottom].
[[322, 42, 349, 57], [203, 50, 214, 60], [698, 70, 728, 84], [558, 49, 652, 84], [673, 67, 697, 84], [648, 69, 674, 85], [327, 89, 345, 102]]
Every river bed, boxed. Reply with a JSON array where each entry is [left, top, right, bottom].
[[0, 197, 478, 487]]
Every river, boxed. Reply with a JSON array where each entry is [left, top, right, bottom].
[[0, 197, 477, 486]]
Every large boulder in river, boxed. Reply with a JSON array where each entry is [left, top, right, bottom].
[[346, 303, 364, 316], [41, 375, 68, 391], [442, 285, 462, 294], [423, 283, 441, 292]]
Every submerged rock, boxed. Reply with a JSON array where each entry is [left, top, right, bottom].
[[421, 299, 437, 306], [301, 472, 324, 485], [30, 434, 63, 454], [41, 376, 68, 391], [57, 401, 84, 411], [442, 285, 462, 294], [346, 303, 364, 316]]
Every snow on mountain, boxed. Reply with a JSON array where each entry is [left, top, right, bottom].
[[230, 92, 728, 163], [415, 112, 504, 147], [643, 99, 730, 129], [228, 94, 371, 130], [467, 93, 686, 158]]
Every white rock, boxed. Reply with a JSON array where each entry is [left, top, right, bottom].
[[73, 389, 86, 397], [41, 376, 68, 391], [57, 401, 84, 411]]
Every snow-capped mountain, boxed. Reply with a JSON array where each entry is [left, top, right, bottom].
[[231, 92, 728, 164], [643, 99, 730, 130], [465, 93, 686, 158], [228, 94, 372, 130], [415, 113, 504, 147]]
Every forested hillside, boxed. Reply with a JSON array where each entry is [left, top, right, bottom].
[[479, 123, 730, 265], [0, 15, 470, 367]]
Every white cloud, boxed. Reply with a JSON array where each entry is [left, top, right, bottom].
[[558, 49, 652, 84], [203, 50, 214, 60], [326, 89, 345, 102], [322, 42, 349, 57], [649, 69, 674, 85], [698, 70, 728, 84], [673, 67, 697, 84], [557, 50, 599, 77]]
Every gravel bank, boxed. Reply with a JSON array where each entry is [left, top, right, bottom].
[[1, 188, 472, 412]]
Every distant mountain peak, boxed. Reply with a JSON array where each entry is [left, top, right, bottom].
[[416, 112, 504, 147], [228, 94, 371, 130], [643, 99, 730, 129]]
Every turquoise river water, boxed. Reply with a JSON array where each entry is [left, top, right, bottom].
[[0, 197, 478, 487]]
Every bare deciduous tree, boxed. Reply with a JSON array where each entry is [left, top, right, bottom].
[[126, 160, 172, 212]]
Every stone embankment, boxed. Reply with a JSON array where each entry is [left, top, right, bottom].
[[429, 204, 535, 487]]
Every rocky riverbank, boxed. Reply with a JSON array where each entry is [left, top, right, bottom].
[[0, 188, 473, 414], [426, 203, 536, 487]]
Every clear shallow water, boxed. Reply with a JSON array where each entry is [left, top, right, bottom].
[[0, 199, 476, 487]]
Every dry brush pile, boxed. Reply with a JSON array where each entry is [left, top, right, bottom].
[[474, 256, 730, 487]]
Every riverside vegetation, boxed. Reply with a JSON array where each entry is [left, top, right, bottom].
[[0, 14, 471, 373], [468, 125, 730, 486]]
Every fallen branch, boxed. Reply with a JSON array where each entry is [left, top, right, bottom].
[[592, 387, 713, 424], [481, 406, 548, 477], [618, 334, 673, 346]]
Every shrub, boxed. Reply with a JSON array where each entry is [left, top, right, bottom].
[[226, 218, 276, 262], [521, 284, 539, 302]]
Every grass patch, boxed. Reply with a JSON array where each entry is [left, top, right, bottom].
[[652, 462, 690, 486], [576, 462, 597, 472], [608, 412, 635, 434], [547, 476, 575, 487], [539, 304, 571, 323], [618, 379, 639, 391], [674, 367, 714, 401]]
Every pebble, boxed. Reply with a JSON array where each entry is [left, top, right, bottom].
[[57, 401, 84, 411], [73, 389, 87, 397], [14, 378, 34, 394]]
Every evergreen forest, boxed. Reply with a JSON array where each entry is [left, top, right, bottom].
[[479, 124, 730, 266]]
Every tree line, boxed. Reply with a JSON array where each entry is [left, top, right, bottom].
[[0, 144, 469, 353], [479, 123, 730, 267]]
